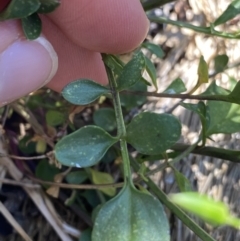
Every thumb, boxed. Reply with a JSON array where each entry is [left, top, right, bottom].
[[0, 21, 58, 106]]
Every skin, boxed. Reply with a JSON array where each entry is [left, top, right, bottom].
[[0, 0, 149, 105]]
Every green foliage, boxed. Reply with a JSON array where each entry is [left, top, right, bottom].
[[163, 78, 187, 94], [79, 229, 92, 241], [197, 56, 208, 85], [46, 110, 65, 126], [120, 81, 147, 110], [65, 171, 88, 184], [142, 42, 165, 58], [0, 0, 60, 39], [214, 0, 240, 26], [35, 160, 60, 188], [172, 167, 192, 192], [214, 54, 229, 73], [93, 108, 116, 132], [126, 112, 181, 155], [116, 51, 146, 91], [21, 12, 42, 40], [144, 56, 158, 90], [90, 169, 116, 197], [55, 126, 118, 167], [92, 182, 170, 241], [37, 0, 60, 13], [62, 79, 110, 105], [170, 192, 240, 228]]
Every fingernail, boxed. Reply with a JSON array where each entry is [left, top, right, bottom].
[[0, 36, 58, 106]]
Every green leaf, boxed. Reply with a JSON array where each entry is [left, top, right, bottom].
[[117, 51, 145, 91], [21, 13, 42, 40], [65, 171, 88, 184], [163, 78, 187, 94], [180, 102, 207, 144], [93, 108, 116, 132], [35, 159, 60, 188], [206, 100, 240, 136], [55, 126, 118, 167], [92, 183, 170, 241], [144, 56, 158, 91], [46, 110, 65, 126], [214, 0, 240, 26], [170, 192, 230, 225], [228, 81, 240, 104], [197, 56, 208, 84], [173, 169, 192, 192], [214, 54, 229, 73], [0, 0, 41, 20], [37, 0, 60, 13], [79, 229, 92, 241], [200, 81, 230, 96], [142, 42, 165, 58], [120, 81, 147, 110], [90, 169, 116, 197], [126, 112, 181, 155], [62, 79, 110, 105]]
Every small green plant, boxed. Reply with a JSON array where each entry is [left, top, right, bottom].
[[4, 0, 240, 240]]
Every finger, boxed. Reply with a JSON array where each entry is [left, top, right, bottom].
[[47, 0, 149, 53], [0, 20, 58, 106], [42, 17, 108, 92]]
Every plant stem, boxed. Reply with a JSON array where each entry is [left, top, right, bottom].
[[105, 65, 132, 182], [148, 16, 240, 39], [142, 0, 175, 11], [138, 143, 240, 164], [122, 91, 232, 102], [131, 159, 216, 241]]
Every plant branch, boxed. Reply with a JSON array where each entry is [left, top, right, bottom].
[[139, 143, 240, 164], [122, 90, 233, 102], [148, 16, 240, 39], [130, 159, 216, 241], [142, 0, 176, 11], [105, 64, 132, 181], [28, 176, 124, 190]]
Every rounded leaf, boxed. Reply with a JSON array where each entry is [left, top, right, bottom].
[[55, 126, 118, 167], [117, 51, 145, 91], [0, 0, 40, 20], [37, 0, 60, 13], [62, 79, 110, 105], [92, 184, 170, 241], [93, 108, 116, 132], [21, 13, 42, 40], [126, 112, 181, 155]]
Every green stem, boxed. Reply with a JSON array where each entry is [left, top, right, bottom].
[[142, 0, 176, 11], [122, 91, 234, 103], [105, 64, 132, 182], [131, 159, 216, 241], [138, 144, 240, 164], [148, 16, 240, 40]]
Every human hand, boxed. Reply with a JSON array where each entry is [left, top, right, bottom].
[[0, 0, 149, 106]]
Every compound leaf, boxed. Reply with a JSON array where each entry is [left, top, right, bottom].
[[214, 54, 229, 73], [55, 126, 118, 167]]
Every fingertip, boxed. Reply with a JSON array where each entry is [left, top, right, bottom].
[[48, 0, 149, 53]]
